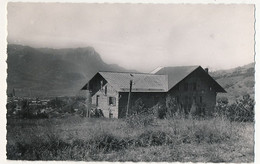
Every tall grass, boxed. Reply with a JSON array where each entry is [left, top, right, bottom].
[[7, 114, 253, 162]]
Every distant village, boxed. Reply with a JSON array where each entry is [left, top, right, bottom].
[[6, 93, 85, 118]]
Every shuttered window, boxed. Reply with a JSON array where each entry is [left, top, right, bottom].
[[109, 97, 116, 106]]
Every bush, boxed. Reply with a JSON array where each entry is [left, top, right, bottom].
[[47, 97, 66, 109], [131, 98, 146, 114], [215, 94, 254, 122], [165, 96, 180, 117], [125, 111, 156, 128]]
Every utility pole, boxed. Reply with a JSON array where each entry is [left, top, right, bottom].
[[12, 88, 15, 97], [85, 83, 91, 118], [126, 80, 133, 117]]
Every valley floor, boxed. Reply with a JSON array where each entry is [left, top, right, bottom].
[[6, 116, 254, 162]]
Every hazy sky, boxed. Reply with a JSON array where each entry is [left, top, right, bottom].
[[7, 3, 255, 72]]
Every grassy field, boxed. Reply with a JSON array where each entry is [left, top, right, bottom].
[[6, 115, 254, 162]]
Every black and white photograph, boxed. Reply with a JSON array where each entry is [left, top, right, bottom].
[[4, 2, 256, 162]]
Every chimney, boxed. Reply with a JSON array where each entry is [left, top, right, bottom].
[[204, 68, 209, 73]]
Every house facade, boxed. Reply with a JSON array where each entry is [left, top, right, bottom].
[[156, 66, 226, 116], [81, 66, 226, 118]]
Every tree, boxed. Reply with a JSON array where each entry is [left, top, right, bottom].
[[165, 95, 181, 117]]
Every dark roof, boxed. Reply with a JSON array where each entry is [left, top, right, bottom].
[[154, 66, 226, 93], [98, 72, 168, 92], [82, 65, 226, 93], [154, 66, 199, 89]]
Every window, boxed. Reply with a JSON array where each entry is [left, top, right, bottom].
[[96, 95, 100, 106], [184, 83, 189, 91], [100, 81, 103, 90], [193, 83, 197, 91], [104, 86, 107, 95], [109, 97, 116, 106]]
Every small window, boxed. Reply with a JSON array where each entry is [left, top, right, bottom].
[[193, 83, 197, 91], [96, 95, 100, 106], [100, 80, 103, 90], [104, 86, 107, 95], [184, 83, 189, 91], [109, 97, 116, 106]]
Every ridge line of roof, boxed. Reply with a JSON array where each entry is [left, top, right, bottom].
[[98, 71, 166, 75], [160, 65, 200, 69], [99, 66, 201, 75]]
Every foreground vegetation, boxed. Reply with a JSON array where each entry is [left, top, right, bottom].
[[7, 114, 254, 162]]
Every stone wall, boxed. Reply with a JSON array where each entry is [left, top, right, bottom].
[[91, 83, 119, 118]]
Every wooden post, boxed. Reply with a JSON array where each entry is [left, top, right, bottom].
[[84, 83, 92, 117], [12, 88, 15, 97], [126, 80, 133, 117]]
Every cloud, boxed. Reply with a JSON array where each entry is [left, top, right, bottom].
[[7, 3, 255, 72]]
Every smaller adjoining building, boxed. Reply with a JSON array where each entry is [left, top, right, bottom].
[[81, 66, 226, 118]]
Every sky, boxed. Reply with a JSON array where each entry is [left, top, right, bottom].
[[7, 3, 255, 72]]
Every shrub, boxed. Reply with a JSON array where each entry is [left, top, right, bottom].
[[136, 130, 174, 147], [47, 97, 66, 109], [131, 98, 146, 114], [215, 94, 254, 122], [165, 96, 181, 117], [125, 111, 156, 128], [156, 102, 167, 119]]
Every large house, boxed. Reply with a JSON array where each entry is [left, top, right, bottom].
[[81, 66, 226, 118]]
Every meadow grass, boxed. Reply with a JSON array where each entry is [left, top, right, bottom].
[[6, 115, 254, 162]]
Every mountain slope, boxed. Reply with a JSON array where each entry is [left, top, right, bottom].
[[210, 63, 255, 103], [7, 44, 129, 97], [7, 44, 255, 101]]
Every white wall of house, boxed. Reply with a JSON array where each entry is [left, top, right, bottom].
[[91, 83, 119, 118]]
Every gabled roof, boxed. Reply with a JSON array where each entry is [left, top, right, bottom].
[[99, 72, 168, 92], [154, 66, 199, 89], [154, 65, 226, 93], [82, 65, 226, 93]]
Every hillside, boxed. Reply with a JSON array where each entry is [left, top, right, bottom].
[[7, 44, 129, 97], [210, 63, 255, 103], [7, 44, 255, 101]]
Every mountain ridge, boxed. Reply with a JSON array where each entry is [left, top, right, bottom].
[[6, 44, 255, 101], [7, 44, 130, 97]]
